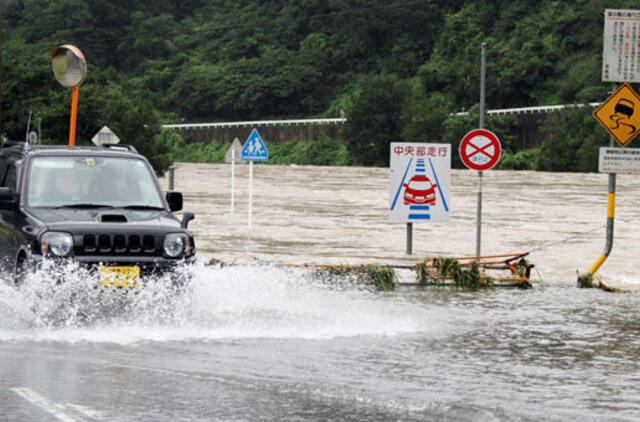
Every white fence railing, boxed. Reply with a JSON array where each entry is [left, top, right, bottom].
[[161, 103, 603, 130], [454, 102, 602, 116], [162, 117, 347, 130]]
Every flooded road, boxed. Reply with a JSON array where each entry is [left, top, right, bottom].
[[2, 163, 640, 421], [176, 163, 639, 288]]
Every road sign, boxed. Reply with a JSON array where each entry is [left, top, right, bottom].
[[459, 129, 501, 171], [599, 147, 640, 174], [593, 82, 640, 148], [241, 129, 269, 161], [225, 137, 244, 164], [601, 9, 640, 83], [91, 126, 119, 146], [389, 143, 450, 223]]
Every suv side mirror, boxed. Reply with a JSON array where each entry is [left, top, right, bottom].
[[166, 191, 183, 212], [181, 211, 195, 229], [0, 187, 16, 211]]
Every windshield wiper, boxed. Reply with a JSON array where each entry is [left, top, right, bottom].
[[54, 203, 115, 209], [121, 205, 165, 211]]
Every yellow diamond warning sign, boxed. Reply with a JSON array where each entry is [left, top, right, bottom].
[[593, 82, 640, 148]]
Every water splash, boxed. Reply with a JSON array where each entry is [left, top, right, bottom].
[[0, 262, 444, 344]]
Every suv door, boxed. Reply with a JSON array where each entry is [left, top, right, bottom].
[[0, 162, 19, 273]]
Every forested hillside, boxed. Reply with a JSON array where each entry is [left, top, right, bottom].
[[1, 0, 638, 172]]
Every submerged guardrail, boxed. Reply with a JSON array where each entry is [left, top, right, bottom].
[[208, 252, 534, 291]]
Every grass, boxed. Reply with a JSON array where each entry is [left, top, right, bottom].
[[416, 257, 493, 290], [313, 264, 397, 291]]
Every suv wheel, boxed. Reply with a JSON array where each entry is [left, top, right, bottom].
[[15, 255, 28, 286]]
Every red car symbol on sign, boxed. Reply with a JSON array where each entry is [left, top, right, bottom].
[[403, 175, 437, 206]]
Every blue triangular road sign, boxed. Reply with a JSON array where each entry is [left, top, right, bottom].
[[241, 129, 269, 162]]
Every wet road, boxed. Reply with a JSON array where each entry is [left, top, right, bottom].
[[2, 164, 640, 420]]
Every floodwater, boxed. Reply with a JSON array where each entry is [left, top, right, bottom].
[[1, 163, 640, 421]]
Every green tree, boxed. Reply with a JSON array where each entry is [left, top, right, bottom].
[[538, 107, 608, 172], [343, 74, 409, 166]]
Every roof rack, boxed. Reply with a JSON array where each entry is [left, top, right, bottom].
[[100, 143, 138, 153], [1, 140, 30, 153], [1, 141, 138, 155]]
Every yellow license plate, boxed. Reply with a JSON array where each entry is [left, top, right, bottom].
[[100, 266, 141, 287]]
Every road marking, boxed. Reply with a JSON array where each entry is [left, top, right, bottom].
[[390, 157, 413, 211], [67, 404, 104, 420], [428, 158, 449, 212], [10, 387, 94, 422]]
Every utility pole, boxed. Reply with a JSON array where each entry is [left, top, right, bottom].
[[476, 42, 487, 257], [0, 1, 3, 136]]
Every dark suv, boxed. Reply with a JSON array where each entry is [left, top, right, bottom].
[[0, 141, 196, 286]]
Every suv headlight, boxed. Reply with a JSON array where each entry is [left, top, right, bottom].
[[163, 233, 192, 258], [41, 231, 74, 257]]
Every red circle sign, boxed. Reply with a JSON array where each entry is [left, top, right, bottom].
[[459, 129, 502, 171]]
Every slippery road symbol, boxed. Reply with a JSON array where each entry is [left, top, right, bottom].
[[610, 98, 637, 134], [592, 82, 640, 148]]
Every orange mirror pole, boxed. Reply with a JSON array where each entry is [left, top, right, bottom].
[[69, 86, 79, 146], [51, 44, 86, 147]]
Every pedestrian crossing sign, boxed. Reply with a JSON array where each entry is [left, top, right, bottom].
[[241, 129, 269, 161]]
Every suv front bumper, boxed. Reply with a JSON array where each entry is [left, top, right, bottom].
[[24, 251, 197, 283]]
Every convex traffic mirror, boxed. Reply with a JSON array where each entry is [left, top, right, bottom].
[[51, 44, 87, 88]]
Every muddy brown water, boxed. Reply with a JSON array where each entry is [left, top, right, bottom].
[[1, 163, 639, 421], [168, 162, 639, 289]]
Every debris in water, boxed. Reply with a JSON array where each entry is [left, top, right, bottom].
[[416, 253, 534, 289]]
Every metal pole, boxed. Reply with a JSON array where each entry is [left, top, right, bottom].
[[476, 171, 483, 257], [0, 1, 3, 136], [579, 137, 617, 286], [231, 148, 235, 215], [479, 43, 487, 129], [578, 83, 619, 287], [248, 161, 253, 229], [406, 222, 413, 255], [476, 42, 487, 257], [168, 166, 175, 191], [69, 86, 79, 146]]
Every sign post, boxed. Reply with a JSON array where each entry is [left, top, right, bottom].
[[477, 42, 487, 258], [225, 137, 243, 216], [241, 129, 269, 229], [459, 127, 501, 256], [579, 9, 640, 285], [389, 143, 451, 254]]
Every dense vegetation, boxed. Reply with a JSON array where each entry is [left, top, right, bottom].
[[1, 0, 638, 172]]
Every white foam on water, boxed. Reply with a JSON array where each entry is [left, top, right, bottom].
[[0, 262, 447, 344]]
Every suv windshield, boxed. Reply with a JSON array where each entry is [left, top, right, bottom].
[[26, 155, 165, 209]]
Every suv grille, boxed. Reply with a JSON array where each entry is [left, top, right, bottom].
[[80, 234, 159, 255]]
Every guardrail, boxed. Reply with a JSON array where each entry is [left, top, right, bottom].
[[454, 102, 602, 116], [162, 103, 603, 130], [162, 117, 347, 130]]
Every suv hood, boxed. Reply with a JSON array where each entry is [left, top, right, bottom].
[[28, 207, 181, 229]]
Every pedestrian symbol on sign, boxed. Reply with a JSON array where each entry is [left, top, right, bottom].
[[241, 129, 269, 162]]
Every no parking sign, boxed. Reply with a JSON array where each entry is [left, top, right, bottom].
[[459, 129, 501, 171]]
